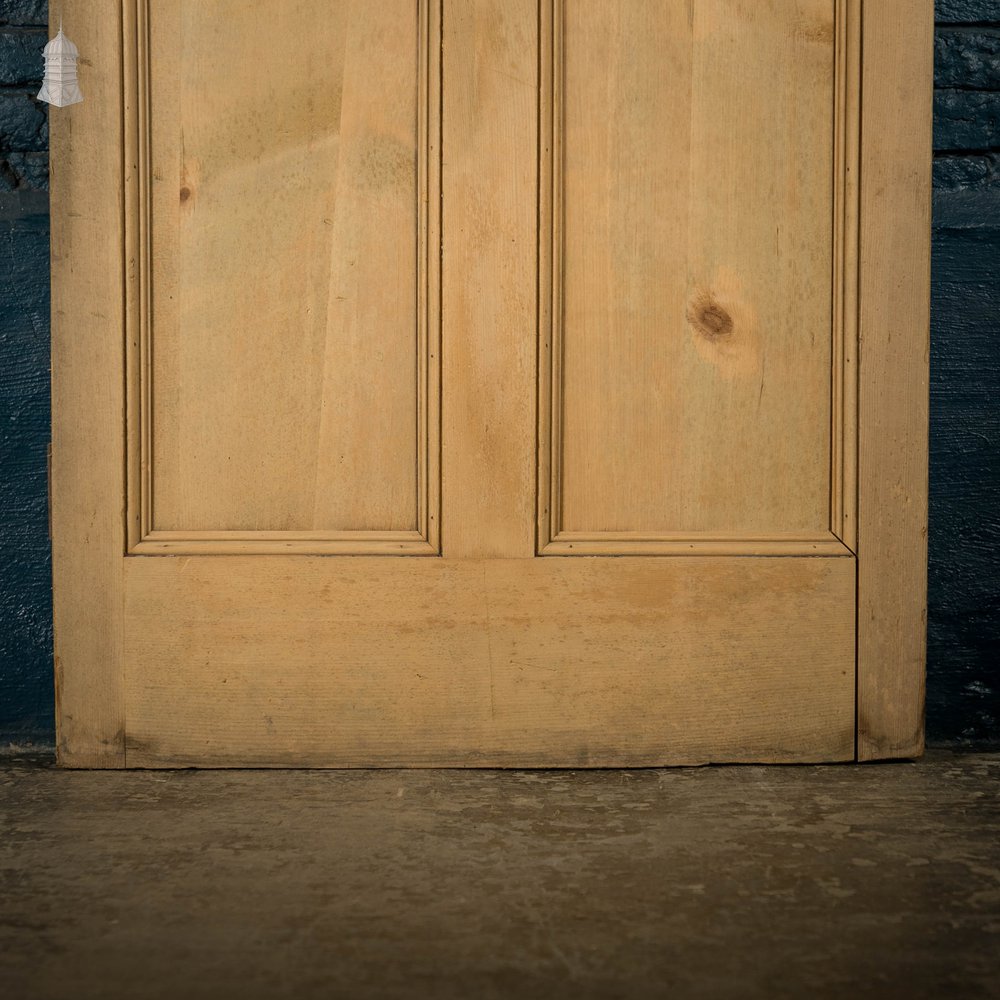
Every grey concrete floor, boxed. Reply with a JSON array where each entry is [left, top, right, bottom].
[[1, 751, 999, 1000]]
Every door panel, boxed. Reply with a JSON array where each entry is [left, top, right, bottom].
[[51, 0, 932, 767], [553, 0, 835, 538], [135, 0, 439, 550]]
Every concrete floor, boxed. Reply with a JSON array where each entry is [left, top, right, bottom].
[[1, 751, 998, 1000]]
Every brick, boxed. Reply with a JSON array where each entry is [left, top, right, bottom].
[[928, 215, 1000, 746], [0, 1, 47, 28], [0, 91, 47, 153], [937, 0, 1000, 22], [934, 89, 1000, 149], [0, 150, 47, 190], [0, 208, 52, 737], [934, 152, 1000, 190], [936, 28, 1000, 88], [0, 27, 46, 85]]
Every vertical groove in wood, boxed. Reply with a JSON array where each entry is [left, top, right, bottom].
[[856, 0, 932, 760], [536, 0, 556, 551], [831, 0, 846, 541], [123, 0, 139, 551], [51, 0, 127, 766], [417, 0, 442, 552], [139, 0, 152, 542], [549, 0, 563, 545], [124, 0, 151, 549], [831, 0, 861, 551]]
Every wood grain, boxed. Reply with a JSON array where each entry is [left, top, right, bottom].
[[857, 0, 933, 760], [544, 0, 837, 541], [123, 555, 856, 767], [129, 0, 440, 547], [441, 0, 537, 559], [50, 0, 126, 767], [52, 0, 930, 769]]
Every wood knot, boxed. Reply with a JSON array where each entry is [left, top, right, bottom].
[[687, 296, 733, 339], [179, 186, 192, 203]]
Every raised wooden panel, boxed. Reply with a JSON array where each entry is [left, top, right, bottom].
[[124, 0, 441, 554], [538, 0, 860, 555]]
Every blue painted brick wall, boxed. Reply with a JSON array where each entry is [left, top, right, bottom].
[[0, 2, 997, 746], [0, 0, 50, 744], [930, 0, 1000, 744]]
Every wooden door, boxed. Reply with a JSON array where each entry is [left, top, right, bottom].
[[51, 0, 932, 767]]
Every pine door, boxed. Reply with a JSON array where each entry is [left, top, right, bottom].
[[51, 0, 932, 767]]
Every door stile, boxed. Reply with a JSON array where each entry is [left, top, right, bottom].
[[51, 0, 128, 766], [856, 0, 932, 760]]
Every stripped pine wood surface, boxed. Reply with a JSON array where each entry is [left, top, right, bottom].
[[122, 555, 855, 767], [137, 0, 437, 544], [51, 0, 930, 767], [857, 0, 933, 760], [441, 0, 537, 560], [551, 0, 836, 540], [51, 0, 126, 766]]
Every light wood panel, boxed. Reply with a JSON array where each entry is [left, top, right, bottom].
[[126, 0, 441, 551], [857, 0, 932, 760], [441, 0, 537, 559], [50, 0, 126, 766], [123, 555, 856, 767], [540, 0, 845, 549]]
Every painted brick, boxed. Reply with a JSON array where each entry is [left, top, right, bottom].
[[0, 206, 52, 738], [937, 0, 1000, 22], [0, 1, 47, 27], [0, 27, 45, 85], [0, 150, 47, 190], [934, 151, 1000, 190], [936, 28, 1000, 88], [934, 89, 1000, 149], [0, 90, 47, 153], [929, 207, 1000, 743]]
